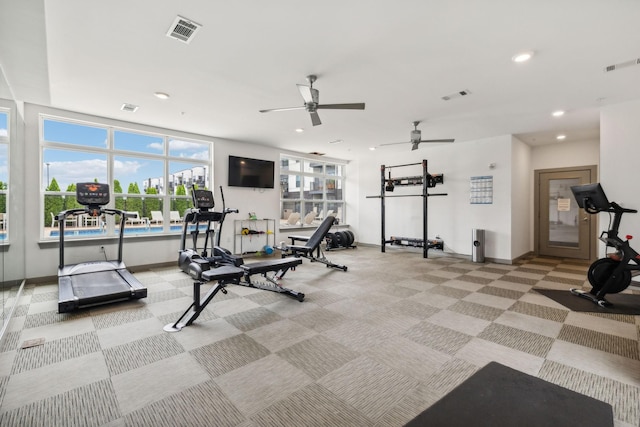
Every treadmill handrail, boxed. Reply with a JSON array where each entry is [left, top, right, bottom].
[[57, 206, 127, 219], [57, 207, 129, 269]]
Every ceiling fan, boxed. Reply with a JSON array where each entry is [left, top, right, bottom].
[[259, 75, 365, 126], [379, 121, 455, 151]]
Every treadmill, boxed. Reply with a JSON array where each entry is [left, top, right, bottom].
[[57, 182, 147, 313]]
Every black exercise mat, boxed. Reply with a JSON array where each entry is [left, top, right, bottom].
[[535, 288, 640, 314], [404, 362, 613, 427]]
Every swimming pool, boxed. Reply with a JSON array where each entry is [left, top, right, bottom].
[[49, 224, 202, 237]]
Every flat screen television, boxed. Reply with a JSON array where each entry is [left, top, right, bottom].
[[228, 155, 275, 189]]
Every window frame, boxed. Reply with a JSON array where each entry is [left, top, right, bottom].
[[279, 154, 346, 227], [40, 114, 212, 241], [0, 108, 10, 243]]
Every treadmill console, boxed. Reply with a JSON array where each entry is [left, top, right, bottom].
[[76, 182, 110, 206], [192, 189, 215, 210]]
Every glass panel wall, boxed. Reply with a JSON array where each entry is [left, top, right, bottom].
[[0, 111, 8, 243], [0, 109, 8, 335]]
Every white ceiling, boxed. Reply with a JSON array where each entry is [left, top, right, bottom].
[[2, 0, 640, 159]]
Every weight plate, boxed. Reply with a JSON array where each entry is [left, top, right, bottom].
[[345, 230, 355, 247]]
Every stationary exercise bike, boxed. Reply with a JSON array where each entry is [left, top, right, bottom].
[[571, 183, 640, 307]]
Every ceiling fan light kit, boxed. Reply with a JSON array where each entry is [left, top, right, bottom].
[[259, 75, 365, 126]]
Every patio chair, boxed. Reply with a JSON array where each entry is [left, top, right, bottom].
[[303, 211, 316, 225], [125, 211, 147, 226], [286, 212, 300, 225], [150, 211, 164, 225], [170, 211, 182, 224], [51, 212, 76, 228]]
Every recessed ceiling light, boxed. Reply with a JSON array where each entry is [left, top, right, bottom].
[[154, 92, 170, 100], [552, 110, 565, 117], [295, 128, 304, 133], [556, 134, 566, 140], [512, 51, 534, 63], [369, 147, 376, 151]]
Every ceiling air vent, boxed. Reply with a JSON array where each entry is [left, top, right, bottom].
[[442, 89, 471, 101], [604, 58, 640, 73], [121, 103, 139, 113], [166, 16, 202, 44]]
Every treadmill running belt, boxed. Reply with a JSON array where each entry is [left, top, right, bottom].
[[69, 270, 133, 298]]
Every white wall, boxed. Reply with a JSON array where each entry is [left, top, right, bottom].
[[212, 141, 282, 249], [600, 99, 640, 256], [355, 135, 518, 262], [531, 139, 599, 171], [510, 136, 532, 259]]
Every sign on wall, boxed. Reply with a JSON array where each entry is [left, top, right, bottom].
[[470, 175, 493, 204]]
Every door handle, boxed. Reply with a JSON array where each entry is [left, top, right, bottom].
[[583, 217, 589, 221]]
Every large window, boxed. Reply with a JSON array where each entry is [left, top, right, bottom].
[[0, 110, 8, 241], [41, 116, 211, 240], [280, 155, 345, 227]]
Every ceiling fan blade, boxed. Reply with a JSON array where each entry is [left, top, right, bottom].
[[379, 138, 455, 149], [259, 106, 305, 113], [310, 111, 322, 126], [297, 84, 314, 104], [317, 103, 365, 110], [378, 141, 409, 147], [420, 139, 455, 143]]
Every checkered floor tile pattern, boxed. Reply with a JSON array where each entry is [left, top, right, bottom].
[[1, 246, 639, 426]]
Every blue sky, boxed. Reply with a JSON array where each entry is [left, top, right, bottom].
[[42, 119, 210, 191]]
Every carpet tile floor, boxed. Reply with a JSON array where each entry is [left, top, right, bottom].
[[1, 246, 639, 426]]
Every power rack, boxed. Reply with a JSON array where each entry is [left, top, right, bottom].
[[366, 159, 446, 258]]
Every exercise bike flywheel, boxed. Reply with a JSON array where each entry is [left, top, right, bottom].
[[587, 257, 631, 294]]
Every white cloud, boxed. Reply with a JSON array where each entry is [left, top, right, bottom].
[[170, 139, 208, 152], [0, 128, 7, 137], [47, 159, 108, 189], [148, 142, 164, 151], [113, 159, 142, 175], [189, 150, 210, 160]]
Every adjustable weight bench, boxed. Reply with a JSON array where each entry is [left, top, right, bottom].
[[282, 215, 348, 271], [240, 257, 304, 301], [164, 265, 244, 331]]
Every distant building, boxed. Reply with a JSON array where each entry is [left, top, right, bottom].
[[144, 166, 207, 194]]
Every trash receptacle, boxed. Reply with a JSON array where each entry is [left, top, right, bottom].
[[472, 229, 485, 263]]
